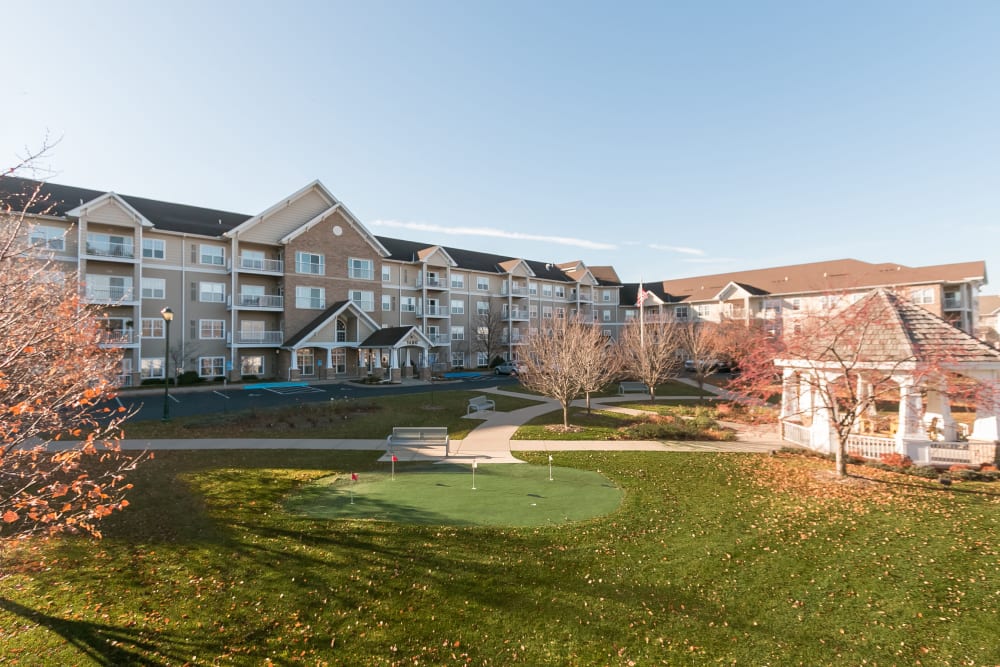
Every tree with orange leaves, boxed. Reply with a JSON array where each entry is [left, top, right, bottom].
[[1, 156, 143, 544]]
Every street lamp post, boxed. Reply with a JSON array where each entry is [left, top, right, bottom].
[[161, 307, 174, 421]]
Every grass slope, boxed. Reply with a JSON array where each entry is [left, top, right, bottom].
[[1, 450, 997, 665]]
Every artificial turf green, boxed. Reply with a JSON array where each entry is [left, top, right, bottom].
[[285, 463, 622, 526]]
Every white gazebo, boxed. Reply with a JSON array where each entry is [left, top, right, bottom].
[[778, 290, 1000, 467]]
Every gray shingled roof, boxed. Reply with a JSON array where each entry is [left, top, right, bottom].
[[0, 176, 250, 237], [359, 326, 418, 348], [806, 289, 1000, 365]]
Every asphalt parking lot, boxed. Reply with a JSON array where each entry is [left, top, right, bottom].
[[115, 375, 518, 422]]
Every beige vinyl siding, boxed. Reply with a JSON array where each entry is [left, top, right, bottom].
[[239, 189, 333, 244]]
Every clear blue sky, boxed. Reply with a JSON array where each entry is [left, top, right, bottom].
[[3, 1, 998, 292]]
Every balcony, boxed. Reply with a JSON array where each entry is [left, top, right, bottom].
[[227, 330, 284, 346], [84, 287, 137, 304], [500, 334, 525, 345], [421, 305, 449, 317], [99, 329, 138, 347], [570, 290, 593, 303], [228, 293, 284, 310], [943, 294, 962, 310], [501, 284, 528, 297], [85, 238, 135, 261], [504, 308, 530, 321], [418, 276, 447, 290], [233, 255, 283, 274]]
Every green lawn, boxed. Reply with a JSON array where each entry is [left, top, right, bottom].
[[122, 390, 544, 440], [512, 406, 736, 441], [501, 379, 713, 398], [3, 450, 997, 665]]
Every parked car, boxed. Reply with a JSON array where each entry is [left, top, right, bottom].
[[494, 361, 522, 375], [683, 358, 734, 373]]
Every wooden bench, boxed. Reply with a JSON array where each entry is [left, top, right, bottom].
[[618, 381, 650, 395], [387, 426, 450, 457], [467, 395, 496, 415]]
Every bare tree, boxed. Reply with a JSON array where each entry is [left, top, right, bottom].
[[677, 320, 725, 393], [474, 300, 507, 367], [579, 329, 620, 414], [519, 317, 597, 428], [1, 164, 142, 543], [618, 317, 684, 402]]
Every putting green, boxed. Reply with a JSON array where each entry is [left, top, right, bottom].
[[285, 464, 622, 526]]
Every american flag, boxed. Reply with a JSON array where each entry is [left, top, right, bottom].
[[636, 285, 650, 307]]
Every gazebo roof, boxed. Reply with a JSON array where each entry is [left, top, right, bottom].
[[779, 289, 1000, 368]]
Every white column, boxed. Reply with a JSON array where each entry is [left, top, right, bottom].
[[780, 368, 799, 420], [970, 375, 1000, 442], [810, 374, 836, 453], [290, 349, 299, 370], [923, 383, 957, 441], [895, 376, 924, 441], [374, 351, 382, 369], [391, 348, 399, 369]]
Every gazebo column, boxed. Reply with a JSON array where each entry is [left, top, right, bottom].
[[798, 374, 814, 416], [852, 375, 878, 433], [810, 374, 837, 454], [894, 376, 926, 461], [967, 372, 1000, 465], [780, 369, 800, 420], [922, 383, 957, 441]]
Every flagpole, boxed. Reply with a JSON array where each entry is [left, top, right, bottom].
[[639, 277, 645, 349]]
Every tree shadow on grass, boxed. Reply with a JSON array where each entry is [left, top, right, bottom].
[[848, 470, 1000, 497], [0, 597, 205, 666]]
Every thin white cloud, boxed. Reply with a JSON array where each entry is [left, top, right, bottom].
[[681, 257, 737, 264], [371, 219, 617, 251], [648, 243, 705, 256]]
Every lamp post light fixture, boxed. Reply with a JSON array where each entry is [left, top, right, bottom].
[[161, 307, 174, 421]]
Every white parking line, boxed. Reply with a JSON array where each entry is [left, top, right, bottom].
[[168, 394, 181, 403], [265, 385, 326, 396], [213, 391, 230, 399]]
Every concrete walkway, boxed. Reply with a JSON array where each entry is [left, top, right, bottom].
[[105, 382, 785, 463]]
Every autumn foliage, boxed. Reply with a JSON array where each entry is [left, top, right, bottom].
[[0, 177, 142, 543]]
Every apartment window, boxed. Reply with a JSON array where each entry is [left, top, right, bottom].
[[451, 325, 465, 341], [349, 257, 374, 280], [451, 273, 465, 289], [296, 286, 325, 309], [240, 320, 265, 342], [555, 307, 565, 320], [87, 274, 131, 301], [296, 251, 324, 275], [603, 310, 611, 322], [788, 298, 801, 311], [694, 304, 711, 318], [603, 329, 612, 337], [451, 299, 465, 315], [477, 301, 490, 316], [381, 294, 393, 311], [602, 290, 612, 302], [451, 352, 465, 367], [141, 318, 164, 338], [555, 286, 565, 298], [476, 277, 490, 291], [141, 277, 166, 299], [30, 225, 65, 251], [200, 245, 225, 266], [528, 282, 537, 296], [199, 319, 225, 339], [625, 310, 636, 320], [542, 284, 553, 297], [477, 326, 489, 339], [381, 265, 391, 282], [476, 351, 489, 367], [240, 355, 264, 376], [911, 288, 934, 305], [400, 296, 416, 312], [530, 306, 538, 319], [140, 358, 164, 379], [350, 290, 375, 312], [200, 282, 225, 303], [143, 238, 165, 259], [198, 356, 225, 377], [675, 305, 689, 321], [543, 306, 552, 319]]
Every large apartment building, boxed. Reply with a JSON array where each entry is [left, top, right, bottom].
[[1, 175, 989, 386]]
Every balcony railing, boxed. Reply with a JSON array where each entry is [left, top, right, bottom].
[[100, 330, 137, 345], [570, 290, 593, 303], [504, 309, 530, 320], [419, 276, 447, 289], [236, 255, 284, 273], [502, 284, 527, 296], [85, 287, 135, 302], [85, 239, 134, 259], [228, 331, 284, 345], [943, 296, 962, 310], [427, 333, 450, 345], [422, 305, 448, 317], [229, 293, 284, 309]]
